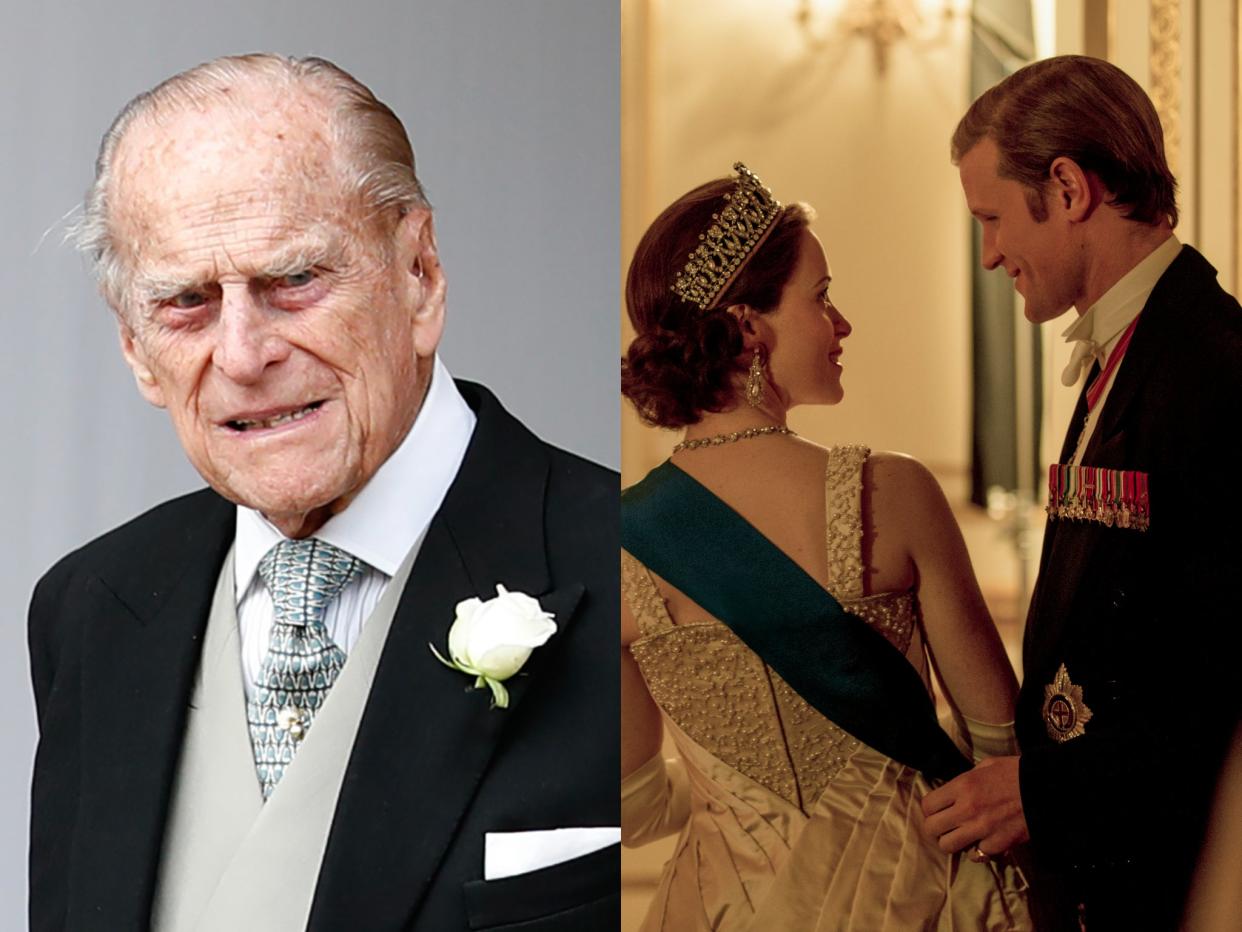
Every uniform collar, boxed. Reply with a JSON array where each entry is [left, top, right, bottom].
[[1060, 235, 1181, 386]]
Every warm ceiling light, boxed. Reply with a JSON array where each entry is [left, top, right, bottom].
[[794, 0, 959, 74]]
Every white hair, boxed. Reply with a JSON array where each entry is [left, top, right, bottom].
[[70, 53, 430, 313]]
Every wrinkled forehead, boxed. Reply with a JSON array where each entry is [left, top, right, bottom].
[[107, 87, 352, 261]]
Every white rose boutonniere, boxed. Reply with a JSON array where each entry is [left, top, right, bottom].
[[429, 584, 557, 708]]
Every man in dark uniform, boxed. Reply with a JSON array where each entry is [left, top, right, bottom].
[[921, 55, 1242, 930]]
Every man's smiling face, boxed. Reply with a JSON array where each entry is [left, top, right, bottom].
[[958, 136, 1082, 323], [110, 83, 443, 535]]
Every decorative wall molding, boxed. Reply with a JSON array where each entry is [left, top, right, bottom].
[[1150, 0, 1182, 176]]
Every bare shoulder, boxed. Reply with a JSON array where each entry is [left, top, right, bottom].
[[787, 434, 833, 467], [864, 451, 954, 539], [865, 450, 942, 501]]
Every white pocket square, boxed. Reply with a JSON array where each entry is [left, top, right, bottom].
[[483, 826, 621, 880]]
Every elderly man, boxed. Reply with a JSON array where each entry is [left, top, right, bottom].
[[29, 54, 618, 931], [921, 55, 1242, 930]]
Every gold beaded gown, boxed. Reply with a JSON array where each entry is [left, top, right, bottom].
[[622, 446, 1031, 931]]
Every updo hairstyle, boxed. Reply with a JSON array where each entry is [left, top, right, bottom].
[[622, 178, 814, 428]]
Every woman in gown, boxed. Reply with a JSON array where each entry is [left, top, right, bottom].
[[620, 164, 1032, 931]]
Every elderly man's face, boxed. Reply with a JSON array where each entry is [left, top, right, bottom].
[[110, 87, 444, 536]]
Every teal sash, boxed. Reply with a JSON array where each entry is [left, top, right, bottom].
[[622, 461, 969, 783]]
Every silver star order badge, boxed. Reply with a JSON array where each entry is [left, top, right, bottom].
[[1042, 663, 1093, 743]]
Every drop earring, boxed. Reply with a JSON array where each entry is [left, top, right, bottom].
[[745, 347, 765, 408]]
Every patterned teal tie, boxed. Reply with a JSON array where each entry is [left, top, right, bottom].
[[247, 538, 363, 800]]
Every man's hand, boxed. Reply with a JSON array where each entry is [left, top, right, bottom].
[[920, 755, 1029, 856]]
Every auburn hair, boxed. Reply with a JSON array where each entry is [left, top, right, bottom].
[[622, 179, 813, 428]]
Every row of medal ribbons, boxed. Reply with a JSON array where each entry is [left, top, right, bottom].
[[1046, 463, 1150, 531]]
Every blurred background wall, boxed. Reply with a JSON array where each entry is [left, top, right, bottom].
[[620, 0, 1240, 925], [0, 2, 618, 924], [623, 0, 976, 484]]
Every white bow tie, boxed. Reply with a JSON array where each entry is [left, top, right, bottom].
[[1061, 338, 1105, 387]]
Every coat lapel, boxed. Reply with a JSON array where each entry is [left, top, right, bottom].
[[1024, 368, 1091, 664], [1059, 369, 1093, 464], [1025, 247, 1208, 677], [308, 383, 585, 931], [1081, 247, 1196, 462], [71, 491, 233, 927]]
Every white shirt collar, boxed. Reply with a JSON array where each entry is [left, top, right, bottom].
[[1063, 235, 1182, 349], [1060, 235, 1181, 386], [234, 355, 476, 594]]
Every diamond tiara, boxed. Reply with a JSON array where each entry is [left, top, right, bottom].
[[670, 162, 783, 311]]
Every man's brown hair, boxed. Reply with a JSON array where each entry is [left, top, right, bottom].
[[952, 54, 1177, 226]]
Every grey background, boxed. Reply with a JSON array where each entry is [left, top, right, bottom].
[[0, 1, 617, 920]]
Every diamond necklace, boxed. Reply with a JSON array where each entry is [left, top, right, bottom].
[[672, 425, 795, 453]]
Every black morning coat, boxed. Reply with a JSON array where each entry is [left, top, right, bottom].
[[1017, 246, 1242, 931], [28, 382, 620, 931]]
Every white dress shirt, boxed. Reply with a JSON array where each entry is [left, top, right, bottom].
[[1061, 235, 1181, 464], [233, 356, 476, 700]]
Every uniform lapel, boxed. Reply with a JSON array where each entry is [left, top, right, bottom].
[[1081, 247, 1194, 463], [1025, 248, 1203, 678], [1059, 368, 1093, 464], [71, 491, 234, 927], [1023, 368, 1091, 665], [1023, 366, 1085, 657], [308, 384, 585, 931]]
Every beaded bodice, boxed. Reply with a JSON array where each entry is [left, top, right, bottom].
[[624, 445, 921, 812]]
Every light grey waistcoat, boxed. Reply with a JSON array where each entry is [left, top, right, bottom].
[[152, 543, 419, 932]]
